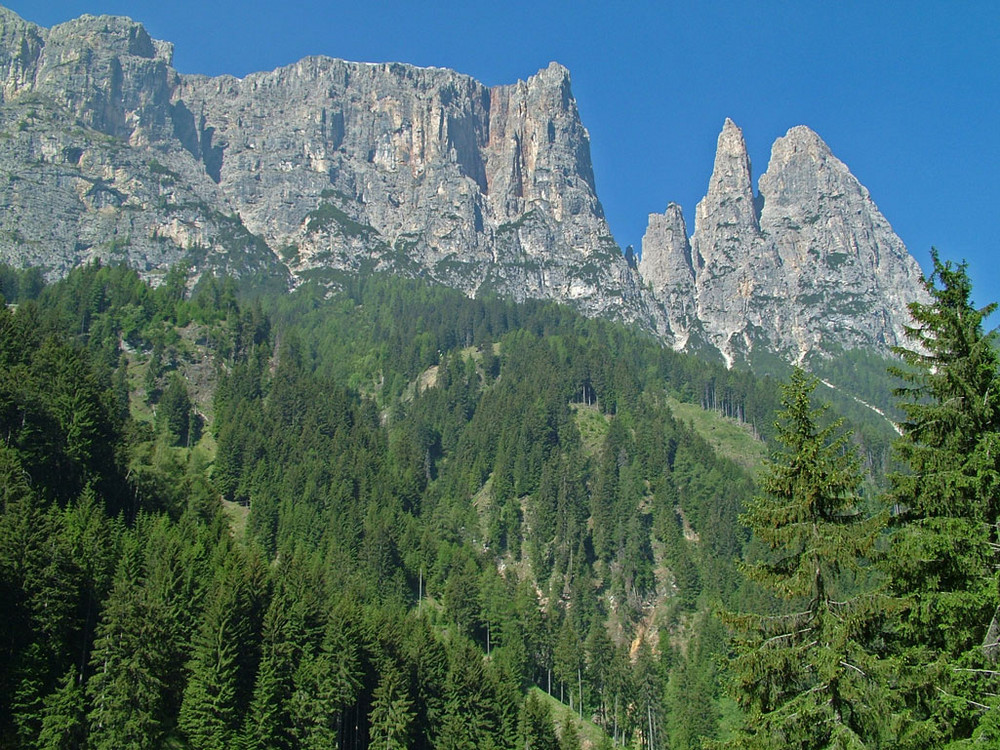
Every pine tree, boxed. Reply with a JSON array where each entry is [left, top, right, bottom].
[[438, 637, 499, 749], [241, 595, 296, 750], [584, 622, 614, 728], [553, 615, 583, 712], [634, 638, 665, 750], [368, 663, 415, 750], [36, 666, 86, 750], [517, 692, 559, 750], [665, 616, 718, 750], [287, 615, 361, 750], [558, 712, 581, 750], [883, 251, 1000, 745], [86, 534, 169, 750], [720, 368, 893, 749], [157, 374, 192, 446], [178, 547, 262, 750]]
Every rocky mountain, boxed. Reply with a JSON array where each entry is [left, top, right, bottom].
[[640, 119, 929, 365], [0, 7, 664, 328], [0, 6, 927, 367]]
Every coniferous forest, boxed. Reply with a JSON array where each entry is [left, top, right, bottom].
[[0, 252, 997, 749]]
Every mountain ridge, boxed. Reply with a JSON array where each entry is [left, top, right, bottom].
[[0, 5, 928, 368]]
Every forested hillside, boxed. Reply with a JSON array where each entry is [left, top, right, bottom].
[[1, 256, 997, 749]]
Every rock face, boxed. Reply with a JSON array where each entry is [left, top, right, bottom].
[[0, 9, 284, 288], [757, 126, 926, 357], [638, 203, 695, 349], [0, 8, 664, 332], [0, 7, 929, 367], [641, 119, 928, 364]]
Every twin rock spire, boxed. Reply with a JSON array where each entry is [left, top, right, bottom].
[[639, 119, 927, 366]]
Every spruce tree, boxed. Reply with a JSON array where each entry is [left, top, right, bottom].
[[517, 692, 559, 750], [178, 547, 262, 750], [883, 251, 1000, 745], [557, 712, 581, 750], [86, 534, 169, 750], [286, 611, 360, 749], [157, 374, 192, 447], [368, 663, 415, 750], [36, 666, 86, 750], [241, 595, 296, 750], [720, 368, 892, 749]]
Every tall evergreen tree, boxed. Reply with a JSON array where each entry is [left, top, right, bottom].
[[517, 692, 559, 750], [157, 374, 193, 447], [86, 533, 169, 750], [720, 369, 892, 749], [368, 663, 415, 750], [557, 711, 581, 750], [241, 594, 297, 750], [178, 545, 264, 749], [36, 666, 86, 750], [438, 637, 501, 749], [287, 614, 361, 750], [883, 251, 1000, 745], [553, 615, 583, 713]]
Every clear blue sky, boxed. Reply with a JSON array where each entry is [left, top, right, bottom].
[[10, 1, 1000, 316]]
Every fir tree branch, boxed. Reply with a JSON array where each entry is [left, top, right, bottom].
[[935, 687, 991, 711]]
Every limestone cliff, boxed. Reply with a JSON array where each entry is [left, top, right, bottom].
[[0, 6, 931, 367], [0, 8, 665, 333], [640, 120, 928, 364], [758, 125, 926, 357], [0, 9, 284, 288], [638, 203, 695, 350]]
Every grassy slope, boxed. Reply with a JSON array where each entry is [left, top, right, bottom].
[[665, 397, 766, 472]]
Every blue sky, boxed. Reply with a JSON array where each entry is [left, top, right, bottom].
[[10, 1, 1000, 315]]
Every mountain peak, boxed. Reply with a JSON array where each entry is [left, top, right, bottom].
[[756, 125, 928, 358], [759, 126, 854, 217], [695, 118, 758, 239], [538, 60, 570, 79], [641, 122, 929, 366], [765, 125, 837, 177], [0, 7, 929, 371], [49, 13, 158, 59], [640, 202, 695, 350], [783, 123, 826, 142]]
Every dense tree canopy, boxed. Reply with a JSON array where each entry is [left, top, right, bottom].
[[0, 262, 782, 748], [721, 369, 892, 749], [3, 254, 991, 748]]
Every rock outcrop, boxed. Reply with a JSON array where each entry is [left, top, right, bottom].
[[638, 203, 695, 349], [640, 120, 928, 364], [0, 9, 286, 289], [757, 125, 926, 356]]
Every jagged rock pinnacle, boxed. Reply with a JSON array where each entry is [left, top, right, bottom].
[[689, 120, 781, 366], [639, 203, 695, 350], [757, 125, 928, 357], [693, 117, 759, 250], [638, 120, 929, 366]]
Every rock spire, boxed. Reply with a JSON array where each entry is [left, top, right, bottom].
[[640, 120, 928, 365]]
